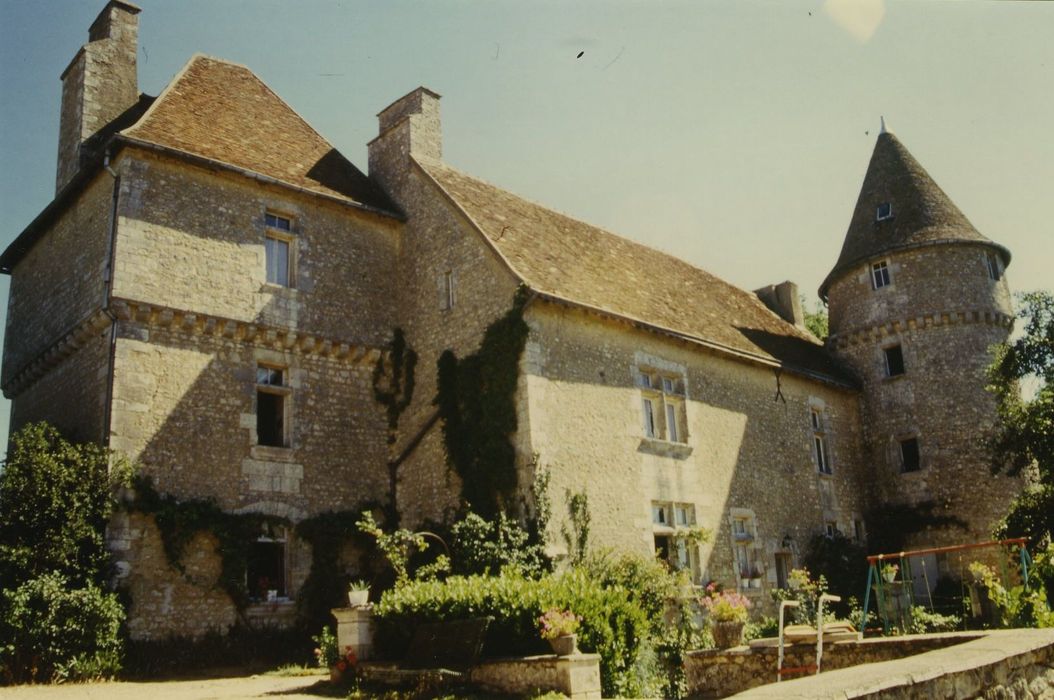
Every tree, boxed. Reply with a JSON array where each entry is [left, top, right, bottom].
[[989, 291, 1054, 548], [0, 423, 133, 682], [0, 422, 133, 588], [801, 295, 829, 341]]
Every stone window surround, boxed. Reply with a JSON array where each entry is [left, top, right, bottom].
[[264, 210, 297, 288], [256, 361, 292, 449], [728, 507, 764, 591], [652, 501, 700, 580], [247, 523, 291, 602], [635, 353, 690, 457], [870, 259, 892, 290], [808, 397, 833, 476]]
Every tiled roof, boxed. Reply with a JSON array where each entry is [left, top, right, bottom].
[[820, 132, 1009, 299], [418, 159, 853, 384], [121, 55, 395, 212]]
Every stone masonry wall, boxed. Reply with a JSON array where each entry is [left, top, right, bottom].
[[112, 151, 399, 348], [523, 302, 868, 601], [9, 324, 110, 444], [370, 116, 522, 527], [3, 173, 113, 390], [827, 244, 1020, 547]]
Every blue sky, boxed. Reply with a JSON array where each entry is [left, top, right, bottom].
[[1, 0, 1052, 457]]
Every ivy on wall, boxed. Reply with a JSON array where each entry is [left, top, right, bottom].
[[128, 476, 288, 613], [435, 287, 530, 519], [372, 328, 418, 525]]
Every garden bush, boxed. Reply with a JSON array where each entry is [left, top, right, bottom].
[[0, 572, 125, 684], [374, 570, 649, 697]]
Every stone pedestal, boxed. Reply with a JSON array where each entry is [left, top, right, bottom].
[[332, 605, 375, 661]]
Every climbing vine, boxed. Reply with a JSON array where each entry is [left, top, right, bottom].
[[127, 476, 288, 612], [372, 328, 418, 525], [435, 287, 530, 519], [294, 507, 378, 630]]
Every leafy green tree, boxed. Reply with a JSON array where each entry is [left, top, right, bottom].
[[801, 295, 829, 341], [0, 423, 133, 683], [988, 291, 1054, 548], [0, 422, 133, 588]]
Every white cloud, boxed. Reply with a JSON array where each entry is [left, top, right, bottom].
[[824, 0, 886, 43]]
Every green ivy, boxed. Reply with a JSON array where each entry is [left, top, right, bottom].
[[372, 328, 418, 526], [128, 476, 288, 612], [435, 287, 530, 518]]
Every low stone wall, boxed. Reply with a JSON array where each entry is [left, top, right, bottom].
[[686, 632, 979, 697], [470, 654, 602, 699], [687, 629, 1054, 699]]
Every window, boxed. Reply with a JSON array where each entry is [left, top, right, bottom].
[[824, 521, 838, 537], [775, 553, 792, 590], [871, 261, 891, 289], [652, 501, 698, 579], [264, 212, 294, 287], [811, 408, 831, 474], [876, 202, 893, 221], [985, 252, 1002, 281], [638, 370, 686, 443], [900, 437, 921, 473], [256, 364, 290, 447], [853, 519, 865, 542], [440, 270, 456, 310], [884, 345, 905, 377], [728, 511, 760, 587], [247, 524, 288, 601]]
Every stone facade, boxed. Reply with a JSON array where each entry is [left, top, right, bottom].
[[1, 2, 1026, 640]]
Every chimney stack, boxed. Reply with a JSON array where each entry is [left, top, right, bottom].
[[754, 280, 805, 329], [56, 0, 141, 193], [368, 87, 441, 203]]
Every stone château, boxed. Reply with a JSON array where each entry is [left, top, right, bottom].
[[0, 2, 1022, 638]]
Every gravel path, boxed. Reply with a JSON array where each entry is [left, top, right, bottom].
[[2, 672, 334, 700]]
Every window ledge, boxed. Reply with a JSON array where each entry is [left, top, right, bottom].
[[251, 445, 296, 462], [817, 470, 834, 478], [883, 374, 906, 383], [262, 283, 299, 294], [638, 437, 693, 459]]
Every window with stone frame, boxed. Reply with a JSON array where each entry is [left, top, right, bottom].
[[439, 269, 457, 310], [264, 212, 295, 287], [884, 344, 906, 377], [871, 260, 891, 289], [256, 364, 291, 448], [652, 501, 700, 581], [899, 436, 921, 473], [247, 523, 289, 601], [729, 510, 762, 588], [811, 408, 832, 475], [638, 371, 687, 443]]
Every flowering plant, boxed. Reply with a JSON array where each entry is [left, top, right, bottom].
[[538, 608, 581, 640], [701, 587, 751, 623], [312, 626, 339, 668], [881, 562, 899, 580]]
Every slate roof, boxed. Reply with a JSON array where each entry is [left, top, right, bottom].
[[417, 159, 854, 385], [820, 131, 1009, 299], [121, 54, 395, 212]]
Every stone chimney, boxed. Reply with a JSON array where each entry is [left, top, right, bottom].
[[368, 87, 441, 203], [56, 0, 141, 193], [754, 280, 805, 328]]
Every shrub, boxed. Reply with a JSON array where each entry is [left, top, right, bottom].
[[0, 572, 125, 684], [450, 511, 549, 578], [909, 606, 962, 634], [374, 570, 649, 697]]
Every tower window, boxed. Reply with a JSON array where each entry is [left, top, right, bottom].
[[899, 437, 921, 473], [264, 211, 295, 287], [884, 345, 905, 377], [811, 408, 831, 475], [871, 261, 891, 289], [876, 202, 893, 221], [256, 365, 291, 448], [985, 252, 1002, 281]]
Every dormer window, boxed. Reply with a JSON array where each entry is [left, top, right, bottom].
[[871, 260, 892, 289], [876, 202, 893, 221]]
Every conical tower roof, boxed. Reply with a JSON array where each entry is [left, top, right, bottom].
[[819, 130, 1010, 299]]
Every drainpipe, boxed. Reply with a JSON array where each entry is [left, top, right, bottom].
[[101, 150, 121, 448]]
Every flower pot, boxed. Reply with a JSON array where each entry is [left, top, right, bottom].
[[750, 578, 762, 589], [548, 634, 577, 656], [882, 573, 896, 583], [711, 620, 745, 649], [347, 589, 369, 607]]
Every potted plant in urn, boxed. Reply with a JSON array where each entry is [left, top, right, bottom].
[[347, 579, 370, 607], [880, 562, 899, 583], [538, 608, 581, 656], [701, 583, 751, 649]]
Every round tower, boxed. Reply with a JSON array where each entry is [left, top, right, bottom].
[[820, 126, 1020, 548]]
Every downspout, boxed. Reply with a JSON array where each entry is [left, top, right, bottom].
[[101, 150, 121, 448]]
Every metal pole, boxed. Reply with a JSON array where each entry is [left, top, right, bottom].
[[816, 593, 841, 674], [777, 600, 799, 683]]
